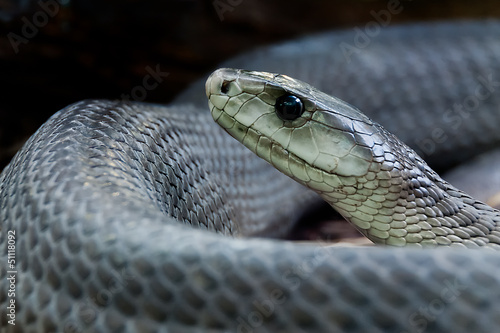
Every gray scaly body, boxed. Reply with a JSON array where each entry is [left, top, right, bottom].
[[2, 20, 500, 333]]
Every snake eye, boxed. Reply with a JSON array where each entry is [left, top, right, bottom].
[[275, 94, 304, 121]]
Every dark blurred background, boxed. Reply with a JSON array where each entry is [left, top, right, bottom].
[[1, 0, 499, 170]]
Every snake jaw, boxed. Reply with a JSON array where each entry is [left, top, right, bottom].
[[207, 68, 379, 179], [207, 68, 500, 248], [207, 69, 385, 192], [6, 22, 500, 333]]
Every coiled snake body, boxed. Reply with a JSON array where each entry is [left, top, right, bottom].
[[2, 20, 500, 333]]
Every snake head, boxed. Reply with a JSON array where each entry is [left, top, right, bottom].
[[206, 68, 473, 247], [205, 68, 395, 182]]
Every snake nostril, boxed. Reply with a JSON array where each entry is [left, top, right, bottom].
[[221, 80, 230, 94]]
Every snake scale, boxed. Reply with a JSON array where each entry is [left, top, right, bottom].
[[2, 20, 500, 333]]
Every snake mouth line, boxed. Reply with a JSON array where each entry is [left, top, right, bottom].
[[210, 101, 351, 198], [208, 87, 375, 177]]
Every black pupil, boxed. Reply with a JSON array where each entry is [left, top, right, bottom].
[[275, 94, 304, 121]]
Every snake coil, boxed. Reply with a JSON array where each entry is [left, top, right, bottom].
[[2, 20, 500, 333]]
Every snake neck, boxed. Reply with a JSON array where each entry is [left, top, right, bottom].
[[321, 125, 500, 249], [206, 68, 500, 249]]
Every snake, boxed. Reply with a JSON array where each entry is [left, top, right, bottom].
[[2, 20, 500, 333]]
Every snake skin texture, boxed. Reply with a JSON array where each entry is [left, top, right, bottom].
[[176, 20, 500, 171], [206, 68, 500, 248], [1, 20, 500, 333]]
